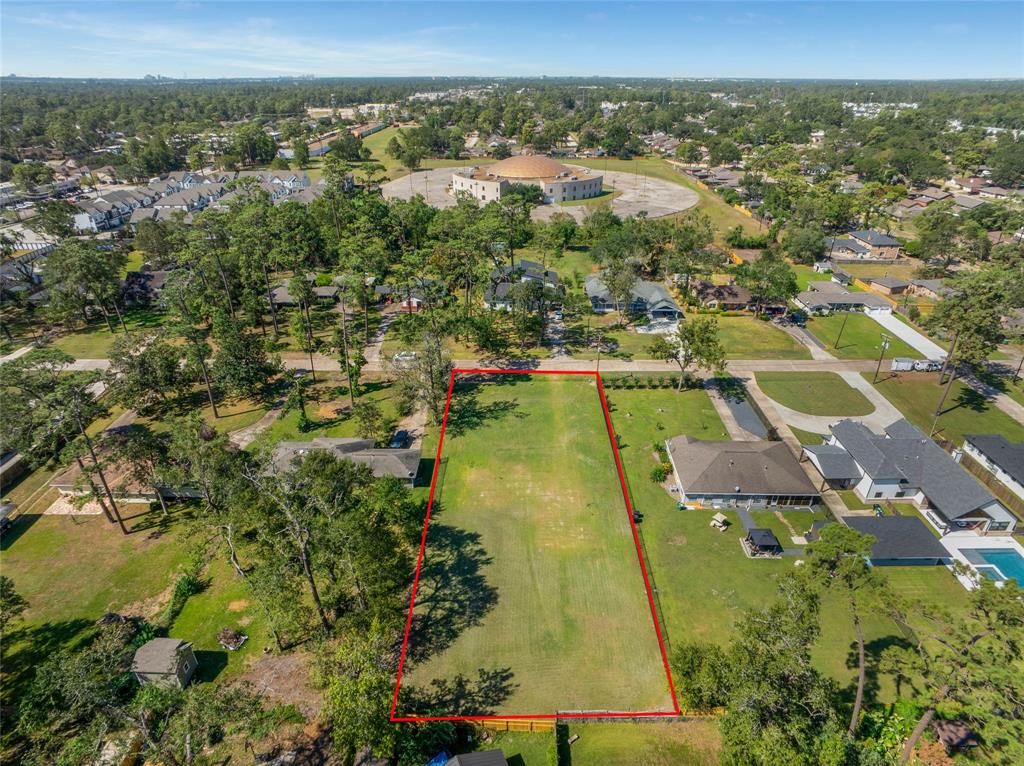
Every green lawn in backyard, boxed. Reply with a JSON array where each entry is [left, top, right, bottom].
[[458, 731, 553, 766], [755, 372, 874, 416], [605, 386, 970, 706], [865, 372, 1024, 445], [565, 720, 720, 766], [50, 308, 170, 359], [397, 375, 673, 716], [839, 261, 923, 282], [169, 556, 273, 683], [806, 313, 923, 360], [715, 315, 811, 360], [791, 263, 820, 292], [0, 511, 192, 699]]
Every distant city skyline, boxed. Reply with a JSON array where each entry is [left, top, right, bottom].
[[1, 1, 1022, 81]]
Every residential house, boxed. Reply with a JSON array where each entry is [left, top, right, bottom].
[[952, 195, 986, 214], [867, 276, 910, 295], [794, 281, 892, 315], [913, 187, 951, 203], [269, 281, 339, 308], [151, 183, 227, 215], [802, 419, 1015, 534], [442, 752, 509, 766], [691, 279, 752, 311], [585, 274, 682, 320], [132, 638, 198, 690], [848, 230, 902, 259], [950, 176, 987, 194], [909, 279, 953, 301], [706, 167, 743, 188], [121, 269, 174, 306], [842, 516, 952, 566], [483, 259, 562, 310], [665, 436, 821, 508], [961, 434, 1024, 511], [978, 186, 1011, 200], [893, 197, 928, 220], [270, 438, 421, 487], [825, 236, 871, 259]]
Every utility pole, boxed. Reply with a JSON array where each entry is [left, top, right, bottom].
[[833, 310, 851, 350], [873, 334, 891, 383]]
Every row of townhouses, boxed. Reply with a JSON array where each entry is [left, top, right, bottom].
[[73, 169, 317, 232]]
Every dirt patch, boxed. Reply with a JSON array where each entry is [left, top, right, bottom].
[[227, 599, 250, 612], [236, 649, 322, 719], [121, 583, 174, 622], [317, 401, 350, 419]]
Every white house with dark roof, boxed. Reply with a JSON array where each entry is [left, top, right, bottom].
[[961, 435, 1024, 508], [803, 419, 1015, 535], [585, 274, 681, 320]]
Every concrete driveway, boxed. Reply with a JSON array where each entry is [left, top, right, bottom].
[[870, 312, 948, 359]]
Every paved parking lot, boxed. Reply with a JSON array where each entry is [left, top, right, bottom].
[[382, 164, 699, 221]]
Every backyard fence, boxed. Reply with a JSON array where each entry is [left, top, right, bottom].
[[480, 718, 555, 733], [960, 453, 1024, 518]]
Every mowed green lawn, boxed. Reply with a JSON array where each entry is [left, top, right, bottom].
[[755, 372, 874, 416], [716, 316, 811, 360], [806, 313, 923, 360], [865, 372, 1024, 446], [398, 375, 673, 716]]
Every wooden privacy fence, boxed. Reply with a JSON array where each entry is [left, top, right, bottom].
[[480, 718, 555, 733], [960, 453, 1024, 518]]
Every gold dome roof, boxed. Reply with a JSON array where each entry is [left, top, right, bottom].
[[485, 155, 575, 180]]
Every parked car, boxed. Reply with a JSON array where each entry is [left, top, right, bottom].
[[388, 430, 410, 449], [392, 351, 417, 366], [913, 359, 943, 372], [0, 502, 15, 538]]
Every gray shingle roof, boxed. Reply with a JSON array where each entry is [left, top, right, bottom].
[[132, 638, 191, 675], [850, 230, 900, 247], [666, 436, 820, 497], [843, 516, 950, 561], [827, 237, 870, 255], [804, 444, 861, 480], [831, 419, 998, 518], [870, 277, 910, 289], [964, 434, 1024, 486], [271, 438, 420, 482]]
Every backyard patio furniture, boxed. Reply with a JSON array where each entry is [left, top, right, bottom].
[[710, 512, 730, 531]]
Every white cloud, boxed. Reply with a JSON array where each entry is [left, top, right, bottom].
[[9, 9, 495, 76]]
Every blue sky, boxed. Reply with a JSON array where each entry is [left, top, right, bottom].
[[2, 1, 1022, 80]]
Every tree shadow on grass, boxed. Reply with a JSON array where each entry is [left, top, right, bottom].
[[445, 386, 523, 438], [945, 384, 993, 415], [1, 618, 94, 698], [403, 667, 517, 717], [836, 633, 915, 711], [405, 521, 497, 666]]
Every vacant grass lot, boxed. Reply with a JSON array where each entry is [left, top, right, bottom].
[[807, 313, 923, 360], [756, 372, 874, 416], [398, 375, 673, 716], [865, 372, 1024, 445]]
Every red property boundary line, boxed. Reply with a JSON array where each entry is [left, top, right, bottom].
[[389, 368, 680, 722]]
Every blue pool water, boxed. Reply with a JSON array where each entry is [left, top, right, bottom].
[[964, 549, 1024, 583]]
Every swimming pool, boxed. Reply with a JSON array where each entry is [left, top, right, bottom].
[[962, 548, 1024, 584]]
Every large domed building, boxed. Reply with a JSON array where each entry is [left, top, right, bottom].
[[452, 155, 602, 203]]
